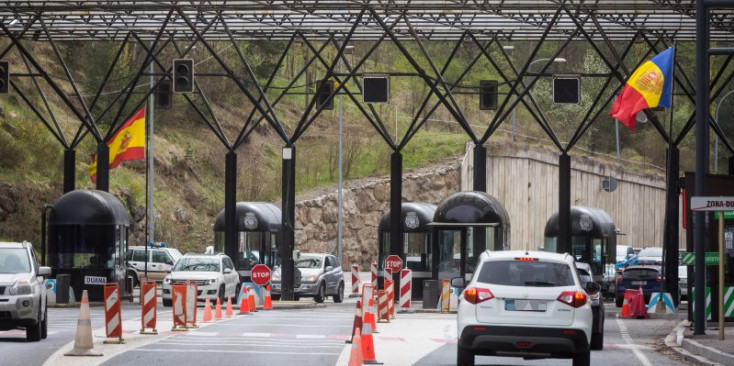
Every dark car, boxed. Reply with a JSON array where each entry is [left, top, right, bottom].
[[577, 262, 604, 350], [615, 265, 662, 307]]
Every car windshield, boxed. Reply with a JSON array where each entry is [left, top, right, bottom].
[[623, 268, 659, 279], [295, 257, 322, 269], [638, 248, 662, 257], [173, 257, 220, 272], [169, 249, 183, 262], [0, 248, 31, 273], [477, 260, 575, 287]]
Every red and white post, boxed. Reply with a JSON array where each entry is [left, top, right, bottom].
[[185, 281, 198, 328], [103, 283, 124, 344], [370, 262, 377, 290], [399, 269, 412, 312], [351, 264, 360, 297], [140, 281, 158, 334], [172, 283, 188, 331]]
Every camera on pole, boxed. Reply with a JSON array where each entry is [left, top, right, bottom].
[[172, 59, 194, 93]]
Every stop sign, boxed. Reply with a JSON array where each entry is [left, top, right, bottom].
[[250, 264, 271, 286], [384, 255, 403, 273]]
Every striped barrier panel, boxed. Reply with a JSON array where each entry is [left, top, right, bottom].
[[377, 289, 390, 322], [185, 281, 198, 328], [140, 281, 158, 334], [103, 283, 124, 344], [371, 262, 378, 290], [386, 277, 395, 319], [172, 283, 188, 331], [692, 286, 734, 321], [351, 265, 360, 295], [399, 269, 412, 311], [646, 292, 676, 314], [440, 279, 451, 313]]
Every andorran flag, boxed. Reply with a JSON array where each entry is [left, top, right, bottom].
[[609, 46, 675, 132], [90, 107, 146, 183]]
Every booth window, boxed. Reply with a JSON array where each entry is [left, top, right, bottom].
[[404, 233, 430, 272], [51, 225, 117, 269]]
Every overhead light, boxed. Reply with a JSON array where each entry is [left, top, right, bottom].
[[552, 57, 567, 63], [502, 45, 515, 51], [9, 18, 18, 26]]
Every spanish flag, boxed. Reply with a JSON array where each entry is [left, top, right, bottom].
[[90, 107, 146, 182], [609, 46, 675, 132]]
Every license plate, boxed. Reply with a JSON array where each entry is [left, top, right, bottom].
[[631, 281, 647, 286], [505, 299, 547, 312]]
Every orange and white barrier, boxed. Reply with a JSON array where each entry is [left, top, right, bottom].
[[399, 269, 412, 311], [248, 286, 257, 312], [440, 279, 450, 313], [386, 276, 395, 319], [103, 283, 124, 344], [377, 289, 389, 323], [172, 283, 188, 331], [361, 283, 377, 333], [371, 262, 377, 289], [140, 280, 158, 334], [263, 285, 273, 310], [351, 265, 360, 295], [239, 286, 251, 314], [185, 281, 198, 328]]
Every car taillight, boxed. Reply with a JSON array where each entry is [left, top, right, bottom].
[[464, 287, 494, 304], [656, 276, 662, 282], [616, 275, 623, 284], [557, 291, 587, 308], [514, 257, 538, 261]]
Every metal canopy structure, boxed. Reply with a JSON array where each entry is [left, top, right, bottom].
[[0, 1, 733, 41], [1, 1, 734, 326]]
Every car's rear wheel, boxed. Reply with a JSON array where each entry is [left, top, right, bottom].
[[41, 305, 48, 339], [572, 350, 591, 366], [129, 271, 139, 288], [26, 306, 42, 342], [591, 331, 604, 350], [615, 295, 624, 308], [333, 282, 344, 303], [456, 345, 474, 366], [219, 285, 226, 304], [314, 283, 326, 303]]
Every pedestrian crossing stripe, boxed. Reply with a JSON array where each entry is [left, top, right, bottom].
[[691, 286, 734, 320]]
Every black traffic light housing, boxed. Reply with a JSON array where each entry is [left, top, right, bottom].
[[553, 77, 580, 104], [0, 61, 9, 94], [363, 76, 390, 104], [316, 79, 334, 110], [156, 79, 172, 109], [479, 80, 498, 110], [172, 59, 194, 93]]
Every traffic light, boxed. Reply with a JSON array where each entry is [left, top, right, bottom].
[[172, 59, 194, 93], [553, 77, 580, 104], [363, 76, 389, 103], [0, 61, 9, 94], [156, 79, 172, 109], [316, 79, 334, 110], [479, 80, 498, 110]]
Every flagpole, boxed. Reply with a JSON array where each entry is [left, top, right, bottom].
[[146, 41, 155, 279]]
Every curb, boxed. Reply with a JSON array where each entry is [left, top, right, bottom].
[[681, 338, 734, 366], [606, 311, 686, 320], [664, 320, 726, 366], [271, 301, 326, 310]]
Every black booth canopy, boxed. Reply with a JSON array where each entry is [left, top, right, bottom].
[[378, 203, 437, 233], [213, 202, 282, 233], [49, 190, 130, 226], [544, 205, 615, 238], [432, 191, 509, 226]]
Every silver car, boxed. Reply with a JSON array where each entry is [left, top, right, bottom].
[[272, 253, 344, 303], [0, 242, 50, 341]]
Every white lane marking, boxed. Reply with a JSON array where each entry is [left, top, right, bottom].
[[206, 323, 351, 328], [616, 318, 653, 366], [156, 341, 343, 348], [132, 348, 340, 356]]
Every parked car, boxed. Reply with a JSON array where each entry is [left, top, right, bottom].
[[679, 265, 688, 300], [576, 262, 605, 350], [127, 244, 183, 285], [271, 253, 344, 303], [636, 247, 663, 265], [0, 241, 50, 341], [453, 250, 592, 366], [615, 265, 662, 307], [162, 253, 240, 307]]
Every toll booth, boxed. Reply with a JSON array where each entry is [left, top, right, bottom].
[[544, 206, 617, 294], [684, 173, 734, 322], [431, 191, 510, 281], [46, 190, 130, 301], [213, 202, 281, 281], [378, 203, 437, 300]]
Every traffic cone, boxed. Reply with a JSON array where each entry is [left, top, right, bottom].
[[368, 297, 378, 333], [202, 299, 213, 322], [347, 300, 362, 344], [348, 328, 364, 366], [263, 285, 273, 310], [239, 290, 251, 315], [65, 290, 102, 357], [215, 297, 223, 319], [620, 290, 631, 318], [361, 320, 380, 364], [226, 296, 234, 317], [248, 287, 257, 312]]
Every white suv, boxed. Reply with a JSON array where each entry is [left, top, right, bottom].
[[454, 251, 593, 366], [0, 242, 50, 341], [162, 253, 240, 307]]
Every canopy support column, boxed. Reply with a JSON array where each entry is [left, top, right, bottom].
[[95, 143, 109, 192], [63, 149, 75, 193], [390, 151, 403, 286], [663, 147, 680, 303], [558, 153, 571, 254], [281, 145, 296, 301], [224, 152, 237, 266]]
